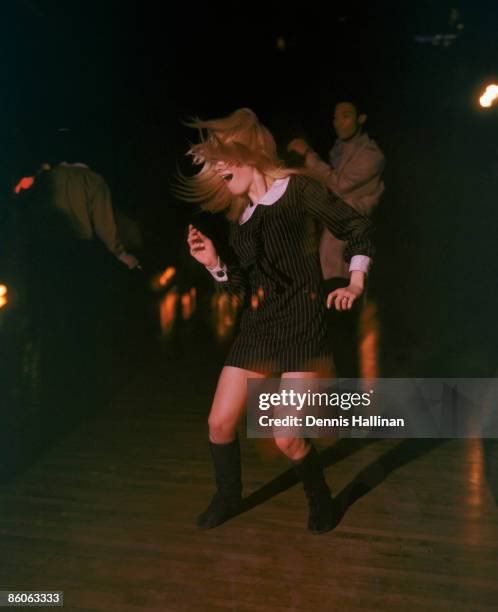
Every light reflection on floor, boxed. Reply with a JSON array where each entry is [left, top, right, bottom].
[[466, 438, 484, 509], [159, 288, 179, 336], [359, 300, 380, 379], [181, 288, 197, 321], [211, 292, 240, 341]]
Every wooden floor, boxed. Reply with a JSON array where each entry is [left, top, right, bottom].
[[1, 350, 498, 612]]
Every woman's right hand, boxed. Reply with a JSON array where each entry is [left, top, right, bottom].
[[187, 224, 218, 268]]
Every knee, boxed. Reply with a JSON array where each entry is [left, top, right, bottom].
[[274, 437, 296, 457], [208, 415, 236, 444], [274, 437, 309, 460]]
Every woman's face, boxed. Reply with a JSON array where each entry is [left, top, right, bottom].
[[213, 160, 254, 196]]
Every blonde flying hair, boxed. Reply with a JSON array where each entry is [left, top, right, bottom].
[[176, 108, 304, 221]]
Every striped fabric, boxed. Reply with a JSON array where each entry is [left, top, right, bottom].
[[219, 174, 374, 373]]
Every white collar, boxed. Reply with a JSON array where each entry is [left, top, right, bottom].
[[239, 176, 290, 225]]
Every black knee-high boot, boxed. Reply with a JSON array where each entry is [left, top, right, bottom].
[[294, 444, 335, 534], [197, 437, 243, 529]]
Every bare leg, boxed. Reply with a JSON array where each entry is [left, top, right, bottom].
[[274, 370, 336, 534], [273, 370, 321, 460], [208, 366, 267, 443], [198, 365, 267, 529]]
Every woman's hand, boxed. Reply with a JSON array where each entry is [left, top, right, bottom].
[[326, 283, 363, 312], [187, 224, 218, 268]]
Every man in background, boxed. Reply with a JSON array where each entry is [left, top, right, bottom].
[[288, 98, 385, 377], [29, 157, 140, 418], [43, 161, 138, 269]]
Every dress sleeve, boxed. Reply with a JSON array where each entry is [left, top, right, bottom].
[[205, 225, 248, 301], [206, 259, 248, 300], [299, 175, 375, 262]]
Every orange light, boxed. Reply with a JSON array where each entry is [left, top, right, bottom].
[[359, 300, 380, 379], [151, 266, 176, 292], [14, 176, 34, 195], [159, 288, 179, 335], [212, 292, 239, 340], [479, 84, 498, 108], [190, 287, 197, 310], [463, 440, 485, 543], [0, 284, 7, 309], [181, 288, 197, 320], [160, 266, 176, 286], [251, 295, 259, 310]]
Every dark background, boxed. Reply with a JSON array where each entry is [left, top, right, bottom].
[[1, 5, 498, 596], [1, 0, 498, 377]]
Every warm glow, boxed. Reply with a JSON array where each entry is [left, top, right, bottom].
[[14, 176, 34, 195], [181, 288, 197, 320], [0, 285, 7, 309], [212, 293, 239, 340], [359, 300, 380, 379], [160, 266, 176, 286], [181, 293, 191, 320], [463, 440, 485, 545], [276, 36, 286, 51], [159, 288, 179, 336], [151, 266, 176, 292], [479, 84, 498, 108], [468, 440, 483, 498]]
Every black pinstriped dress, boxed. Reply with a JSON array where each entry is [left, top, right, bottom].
[[219, 174, 374, 373]]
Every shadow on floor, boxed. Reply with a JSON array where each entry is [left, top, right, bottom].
[[238, 438, 448, 528]]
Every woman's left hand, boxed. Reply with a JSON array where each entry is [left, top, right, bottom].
[[327, 284, 363, 311]]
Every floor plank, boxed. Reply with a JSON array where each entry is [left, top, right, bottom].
[[1, 354, 497, 611]]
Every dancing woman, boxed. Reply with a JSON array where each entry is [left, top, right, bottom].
[[180, 108, 373, 534]]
